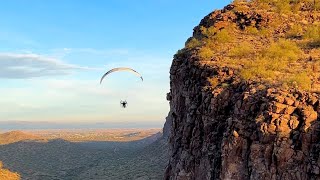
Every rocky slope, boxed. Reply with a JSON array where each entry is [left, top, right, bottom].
[[0, 162, 20, 180], [164, 1, 320, 180]]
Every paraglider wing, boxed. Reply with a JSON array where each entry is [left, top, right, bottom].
[[100, 67, 143, 84]]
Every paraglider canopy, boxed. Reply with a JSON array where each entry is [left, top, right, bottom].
[[100, 67, 143, 84]]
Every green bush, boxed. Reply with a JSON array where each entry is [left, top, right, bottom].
[[259, 28, 271, 37], [229, 42, 254, 58], [286, 24, 303, 38], [253, 0, 318, 12], [201, 26, 234, 43], [303, 25, 320, 40], [302, 25, 320, 47], [263, 39, 301, 62], [240, 56, 289, 81], [185, 37, 202, 49], [240, 57, 278, 80], [201, 26, 217, 38], [286, 72, 312, 90], [246, 26, 260, 35], [215, 29, 234, 43], [274, 0, 292, 13], [240, 65, 276, 80], [198, 46, 214, 60]]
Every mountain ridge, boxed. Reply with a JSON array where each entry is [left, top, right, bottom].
[[0, 131, 43, 145]]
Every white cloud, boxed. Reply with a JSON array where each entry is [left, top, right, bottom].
[[48, 48, 130, 59], [0, 78, 169, 122], [0, 53, 92, 79], [0, 48, 171, 122]]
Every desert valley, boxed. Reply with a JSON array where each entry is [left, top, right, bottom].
[[0, 128, 168, 180]]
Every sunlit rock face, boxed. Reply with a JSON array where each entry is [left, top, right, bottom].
[[164, 2, 320, 180]]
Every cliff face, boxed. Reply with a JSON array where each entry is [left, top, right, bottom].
[[165, 2, 320, 180]]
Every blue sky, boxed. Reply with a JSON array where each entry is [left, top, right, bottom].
[[0, 0, 230, 126]]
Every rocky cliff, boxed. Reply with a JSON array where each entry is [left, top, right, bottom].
[[164, 1, 320, 180]]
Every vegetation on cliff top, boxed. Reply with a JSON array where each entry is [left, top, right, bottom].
[[178, 0, 320, 91]]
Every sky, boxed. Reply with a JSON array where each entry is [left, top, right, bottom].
[[0, 0, 230, 126]]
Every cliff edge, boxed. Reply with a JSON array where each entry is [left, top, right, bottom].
[[165, 1, 320, 179]]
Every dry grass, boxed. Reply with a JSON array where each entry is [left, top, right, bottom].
[[286, 24, 303, 38]]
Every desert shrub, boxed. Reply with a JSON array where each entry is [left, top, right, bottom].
[[240, 57, 279, 80], [263, 39, 301, 62], [201, 26, 234, 43], [255, 57, 287, 71], [229, 42, 255, 58], [241, 65, 276, 80], [201, 26, 217, 38], [240, 55, 290, 81], [286, 24, 303, 38], [286, 72, 312, 90], [233, 0, 250, 11], [246, 26, 260, 35], [254, 0, 271, 9], [303, 25, 320, 47], [259, 28, 271, 37], [215, 29, 234, 43], [186, 37, 202, 49], [273, 0, 292, 13], [198, 46, 214, 60], [254, 0, 309, 12], [303, 25, 320, 40]]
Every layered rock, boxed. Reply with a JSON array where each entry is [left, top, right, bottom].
[[164, 2, 320, 180]]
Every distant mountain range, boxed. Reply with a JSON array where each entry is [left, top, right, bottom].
[[0, 121, 164, 130]]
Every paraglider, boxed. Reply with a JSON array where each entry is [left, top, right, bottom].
[[100, 67, 143, 84], [100, 67, 143, 109], [120, 100, 127, 108]]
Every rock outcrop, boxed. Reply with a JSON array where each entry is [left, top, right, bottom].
[[164, 1, 320, 180]]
